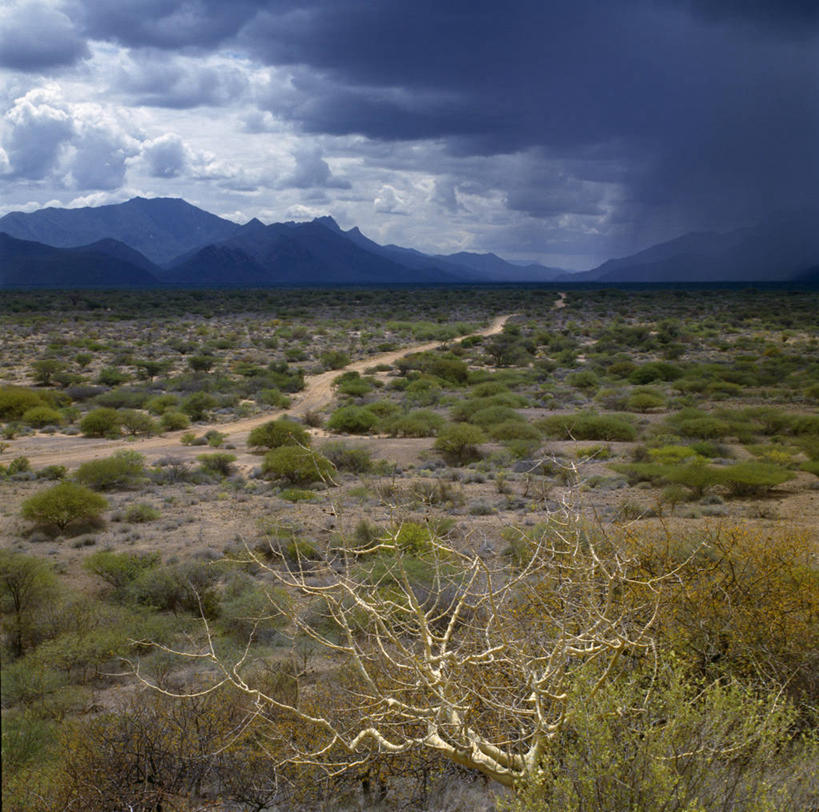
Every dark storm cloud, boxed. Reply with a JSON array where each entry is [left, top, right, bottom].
[[0, 2, 89, 71], [682, 0, 819, 30], [239, 0, 819, 235], [67, 0, 260, 50], [13, 0, 818, 249]]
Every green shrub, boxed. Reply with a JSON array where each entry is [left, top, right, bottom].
[[279, 487, 316, 502], [393, 521, 434, 555], [434, 422, 486, 464], [537, 413, 637, 442], [248, 418, 310, 450], [83, 550, 160, 589], [256, 387, 291, 408], [36, 464, 67, 480], [124, 503, 161, 523], [567, 370, 599, 392], [327, 405, 379, 434], [119, 409, 156, 436], [450, 393, 527, 422], [145, 394, 179, 415], [197, 452, 237, 476], [0, 386, 45, 420], [159, 410, 190, 431], [8, 456, 31, 475], [404, 377, 442, 406], [384, 409, 445, 437], [715, 462, 795, 497], [320, 441, 373, 473], [625, 390, 666, 413], [75, 450, 145, 490], [96, 366, 129, 386], [321, 349, 351, 370], [21, 405, 62, 427], [21, 482, 107, 530], [79, 407, 121, 438], [127, 562, 219, 617], [204, 429, 226, 447], [181, 391, 217, 421], [333, 371, 375, 397], [469, 405, 523, 428], [648, 445, 700, 464], [262, 446, 334, 485], [628, 361, 682, 384]]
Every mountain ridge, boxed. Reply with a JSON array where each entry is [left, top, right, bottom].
[[1, 197, 816, 288]]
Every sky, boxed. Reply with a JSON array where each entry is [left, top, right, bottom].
[[0, 1, 817, 269]]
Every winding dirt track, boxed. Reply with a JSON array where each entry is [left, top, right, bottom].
[[3, 313, 514, 471]]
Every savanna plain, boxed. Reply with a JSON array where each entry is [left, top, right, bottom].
[[1, 286, 818, 810]]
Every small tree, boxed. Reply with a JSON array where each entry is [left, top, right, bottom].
[[75, 451, 145, 491], [197, 452, 237, 477], [434, 422, 485, 464], [248, 419, 310, 450], [119, 409, 156, 436], [0, 550, 58, 656], [137, 511, 670, 789], [79, 407, 122, 438], [181, 392, 218, 421], [31, 359, 65, 386], [21, 482, 107, 531], [262, 446, 334, 485]]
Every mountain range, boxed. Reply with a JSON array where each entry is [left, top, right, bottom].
[[0, 197, 816, 288]]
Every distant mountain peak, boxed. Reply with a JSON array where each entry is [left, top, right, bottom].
[[313, 215, 341, 232]]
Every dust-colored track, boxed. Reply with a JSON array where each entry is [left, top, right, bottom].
[[2, 313, 515, 471]]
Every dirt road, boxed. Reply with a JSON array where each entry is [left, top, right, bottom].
[[3, 313, 514, 472]]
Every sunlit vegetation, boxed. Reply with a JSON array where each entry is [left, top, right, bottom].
[[1, 286, 818, 809]]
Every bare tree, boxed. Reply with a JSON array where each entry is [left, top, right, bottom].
[[131, 486, 686, 792]]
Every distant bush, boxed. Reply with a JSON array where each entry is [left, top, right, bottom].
[[321, 349, 351, 370], [96, 367, 129, 386], [434, 422, 486, 464], [256, 387, 291, 408], [21, 482, 107, 530], [279, 487, 316, 502], [119, 409, 156, 436], [625, 389, 666, 413], [79, 407, 121, 438], [124, 503, 161, 523], [320, 440, 373, 473], [83, 550, 160, 590], [21, 405, 62, 428], [197, 452, 237, 477], [384, 409, 445, 438], [0, 386, 45, 420], [127, 562, 219, 617], [37, 464, 67, 480], [538, 413, 637, 442], [469, 405, 523, 428], [715, 462, 795, 497], [159, 410, 190, 431], [181, 391, 218, 421], [262, 446, 334, 485], [327, 405, 379, 434], [146, 394, 179, 415], [628, 362, 683, 384], [450, 393, 528, 423], [75, 450, 145, 491], [248, 418, 310, 450], [8, 456, 31, 475]]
